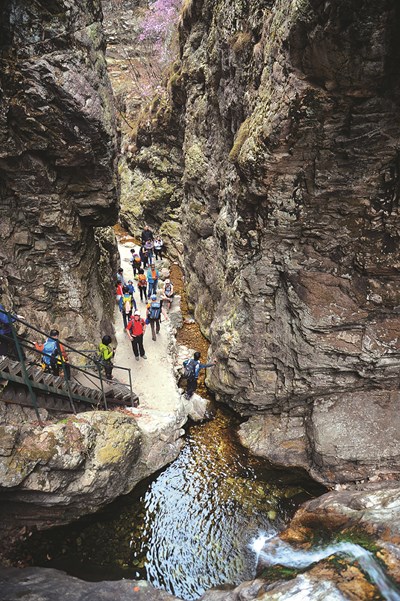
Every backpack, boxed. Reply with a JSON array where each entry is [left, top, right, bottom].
[[123, 295, 132, 314], [42, 339, 58, 365], [148, 301, 161, 320], [183, 359, 196, 380], [138, 274, 147, 287], [134, 255, 141, 264]]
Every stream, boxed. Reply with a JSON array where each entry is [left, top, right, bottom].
[[252, 535, 400, 601], [16, 407, 324, 600]]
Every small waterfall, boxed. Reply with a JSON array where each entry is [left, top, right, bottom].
[[251, 535, 400, 601]]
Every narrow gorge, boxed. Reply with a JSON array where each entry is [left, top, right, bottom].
[[1, 1, 400, 600]]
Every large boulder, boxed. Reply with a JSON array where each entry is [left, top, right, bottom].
[[238, 390, 400, 485], [0, 409, 185, 540]]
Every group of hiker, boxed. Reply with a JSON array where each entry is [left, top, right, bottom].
[[0, 225, 217, 400], [113, 226, 173, 368], [109, 224, 217, 398]]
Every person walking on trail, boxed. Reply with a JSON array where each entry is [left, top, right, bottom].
[[116, 268, 126, 286], [140, 245, 149, 269], [154, 235, 164, 260], [183, 352, 217, 400], [161, 278, 174, 311], [0, 303, 25, 359], [120, 286, 136, 328], [144, 238, 154, 263], [130, 249, 141, 275], [98, 335, 114, 380], [126, 310, 147, 361], [137, 268, 148, 302], [146, 263, 160, 297], [35, 329, 71, 379], [141, 225, 153, 245], [116, 281, 123, 304], [146, 294, 168, 341], [126, 279, 136, 297]]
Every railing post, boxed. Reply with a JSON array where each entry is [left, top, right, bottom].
[[96, 359, 108, 410], [128, 367, 135, 407], [56, 341, 76, 414], [9, 318, 43, 426]]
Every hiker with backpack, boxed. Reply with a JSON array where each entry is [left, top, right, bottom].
[[98, 335, 114, 380], [0, 303, 25, 359], [161, 278, 174, 311], [146, 263, 160, 297], [140, 245, 149, 269], [34, 329, 71, 379], [154, 235, 164, 260], [126, 310, 147, 361], [182, 352, 217, 399], [130, 249, 141, 275], [120, 286, 136, 328], [126, 279, 136, 297], [146, 294, 168, 341], [137, 268, 148, 302]]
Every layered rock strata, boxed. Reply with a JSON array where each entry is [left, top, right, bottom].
[[0, 0, 119, 343], [131, 0, 400, 484]]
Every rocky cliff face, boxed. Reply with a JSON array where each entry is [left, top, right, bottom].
[[0, 0, 119, 342], [130, 0, 400, 485], [101, 0, 184, 256]]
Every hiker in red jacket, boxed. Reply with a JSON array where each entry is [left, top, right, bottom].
[[126, 311, 147, 361]]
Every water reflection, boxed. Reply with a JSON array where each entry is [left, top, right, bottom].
[[17, 409, 324, 600]]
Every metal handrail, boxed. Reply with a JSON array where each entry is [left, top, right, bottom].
[[0, 307, 135, 407]]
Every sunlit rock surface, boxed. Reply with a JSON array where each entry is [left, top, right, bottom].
[[0, 0, 119, 342], [0, 410, 184, 541]]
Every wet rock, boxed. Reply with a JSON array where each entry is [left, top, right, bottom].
[[238, 414, 309, 472], [181, 392, 212, 422], [0, 564, 371, 601], [239, 391, 400, 486], [286, 486, 400, 585], [0, 567, 179, 601]]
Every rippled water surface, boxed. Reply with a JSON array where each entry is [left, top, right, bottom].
[[18, 409, 324, 599]]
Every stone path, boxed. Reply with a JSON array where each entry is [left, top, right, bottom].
[[113, 239, 184, 418]]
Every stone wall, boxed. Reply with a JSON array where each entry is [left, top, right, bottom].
[[0, 0, 119, 343]]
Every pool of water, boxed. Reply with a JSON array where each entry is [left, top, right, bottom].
[[17, 408, 325, 600]]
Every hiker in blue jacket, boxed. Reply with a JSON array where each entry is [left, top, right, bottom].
[[183, 351, 217, 399], [0, 303, 24, 358]]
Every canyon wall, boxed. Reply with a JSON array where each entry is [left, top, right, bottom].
[[131, 0, 400, 485], [0, 0, 119, 343], [101, 0, 184, 256]]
